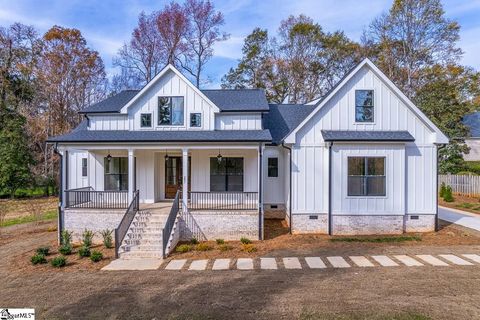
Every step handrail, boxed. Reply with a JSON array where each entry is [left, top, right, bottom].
[[162, 190, 181, 258], [114, 190, 140, 258]]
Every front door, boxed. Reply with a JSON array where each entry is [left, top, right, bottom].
[[165, 157, 191, 199]]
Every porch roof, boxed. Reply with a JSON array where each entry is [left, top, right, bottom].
[[321, 130, 415, 142], [48, 125, 272, 143]]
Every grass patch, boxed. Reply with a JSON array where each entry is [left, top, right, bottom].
[[455, 202, 480, 211], [330, 235, 422, 243], [1, 210, 57, 227]]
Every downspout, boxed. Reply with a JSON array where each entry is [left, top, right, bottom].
[[281, 143, 293, 234], [328, 142, 333, 236], [258, 143, 264, 240], [53, 143, 63, 244], [435, 144, 446, 232]]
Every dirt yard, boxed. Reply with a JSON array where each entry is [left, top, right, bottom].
[[1, 220, 480, 319], [0, 196, 57, 220], [439, 194, 480, 215]]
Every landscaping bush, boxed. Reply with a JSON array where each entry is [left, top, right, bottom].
[[100, 229, 113, 248], [31, 253, 47, 265], [219, 244, 233, 251], [241, 244, 257, 253], [36, 247, 50, 256], [240, 237, 252, 244], [215, 238, 225, 245], [195, 242, 213, 251], [58, 244, 72, 255], [176, 244, 192, 253], [439, 182, 446, 198], [61, 230, 72, 246], [90, 251, 103, 262], [78, 246, 91, 257], [50, 256, 67, 268], [443, 186, 454, 202], [82, 229, 94, 248], [190, 237, 199, 245]]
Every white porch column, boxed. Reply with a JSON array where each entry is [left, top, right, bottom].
[[128, 148, 135, 203], [182, 148, 189, 212]]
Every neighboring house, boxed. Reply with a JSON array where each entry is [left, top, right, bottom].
[[463, 111, 480, 161], [48, 58, 448, 259]]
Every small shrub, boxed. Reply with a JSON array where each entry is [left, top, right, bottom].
[[100, 229, 113, 248], [219, 244, 233, 251], [195, 242, 213, 251], [47, 226, 57, 232], [31, 253, 47, 265], [82, 229, 94, 248], [51, 256, 67, 268], [443, 186, 454, 202], [176, 244, 192, 253], [90, 251, 103, 262], [61, 230, 73, 246], [215, 238, 225, 245], [240, 237, 252, 244], [439, 182, 446, 198], [78, 246, 91, 257], [190, 237, 199, 245], [36, 247, 50, 256], [242, 244, 257, 253], [58, 244, 72, 255]]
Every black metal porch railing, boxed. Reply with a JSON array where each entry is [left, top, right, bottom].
[[65, 187, 129, 209], [115, 190, 140, 258], [162, 190, 181, 258], [188, 191, 258, 211]]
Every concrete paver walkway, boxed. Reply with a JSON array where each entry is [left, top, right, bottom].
[[102, 258, 163, 271]]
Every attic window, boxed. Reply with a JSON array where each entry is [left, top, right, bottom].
[[158, 97, 184, 125], [190, 113, 201, 127], [140, 113, 152, 127], [355, 90, 374, 122]]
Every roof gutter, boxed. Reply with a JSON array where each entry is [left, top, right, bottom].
[[328, 142, 333, 235], [281, 142, 293, 234]]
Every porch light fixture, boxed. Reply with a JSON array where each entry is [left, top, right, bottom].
[[217, 149, 222, 163], [106, 151, 112, 162], [165, 149, 169, 161]]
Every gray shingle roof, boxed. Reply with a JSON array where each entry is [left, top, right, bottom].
[[79, 90, 139, 113], [79, 89, 270, 114], [202, 89, 269, 112], [463, 112, 480, 138], [263, 104, 315, 144], [321, 130, 415, 142], [48, 128, 272, 143]]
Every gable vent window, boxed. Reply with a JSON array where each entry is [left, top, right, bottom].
[[267, 157, 278, 177], [190, 113, 201, 127], [348, 157, 385, 196], [140, 113, 152, 127], [355, 90, 374, 122], [158, 96, 184, 125]]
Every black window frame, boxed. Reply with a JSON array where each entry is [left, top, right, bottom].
[[190, 113, 202, 128], [347, 156, 386, 197], [104, 157, 129, 191], [210, 157, 244, 192], [267, 157, 278, 177], [158, 96, 184, 126], [81, 158, 88, 177], [140, 113, 152, 128], [355, 90, 374, 123]]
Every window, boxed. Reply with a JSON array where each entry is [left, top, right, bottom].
[[190, 113, 201, 127], [267, 157, 278, 177], [210, 157, 243, 192], [348, 157, 385, 196], [355, 90, 374, 122], [104, 157, 128, 191], [140, 113, 152, 127], [81, 158, 87, 177], [158, 96, 184, 125]]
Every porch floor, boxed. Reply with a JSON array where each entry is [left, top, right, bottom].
[[140, 202, 174, 215]]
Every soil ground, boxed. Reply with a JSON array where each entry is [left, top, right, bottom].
[[0, 196, 57, 219], [1, 220, 480, 319], [439, 194, 480, 215]]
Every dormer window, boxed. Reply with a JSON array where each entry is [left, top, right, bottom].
[[158, 96, 184, 125], [355, 90, 374, 122]]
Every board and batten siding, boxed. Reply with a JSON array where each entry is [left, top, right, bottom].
[[128, 70, 216, 131], [88, 115, 128, 130], [290, 65, 438, 216], [263, 146, 286, 204], [67, 150, 89, 189], [215, 113, 262, 130]]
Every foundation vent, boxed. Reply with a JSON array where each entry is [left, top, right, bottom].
[[309, 215, 318, 220], [410, 215, 419, 220]]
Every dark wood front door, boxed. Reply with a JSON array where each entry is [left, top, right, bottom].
[[165, 157, 191, 199]]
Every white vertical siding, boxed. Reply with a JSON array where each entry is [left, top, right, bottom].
[[215, 113, 262, 130], [263, 146, 286, 204], [406, 145, 436, 214], [135, 150, 155, 203], [88, 115, 128, 130], [67, 150, 89, 189]]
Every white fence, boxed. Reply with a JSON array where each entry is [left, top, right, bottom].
[[439, 174, 480, 197]]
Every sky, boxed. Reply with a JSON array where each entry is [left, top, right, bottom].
[[1, 0, 480, 88]]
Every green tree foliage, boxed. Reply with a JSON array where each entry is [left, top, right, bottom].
[[0, 109, 34, 197]]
